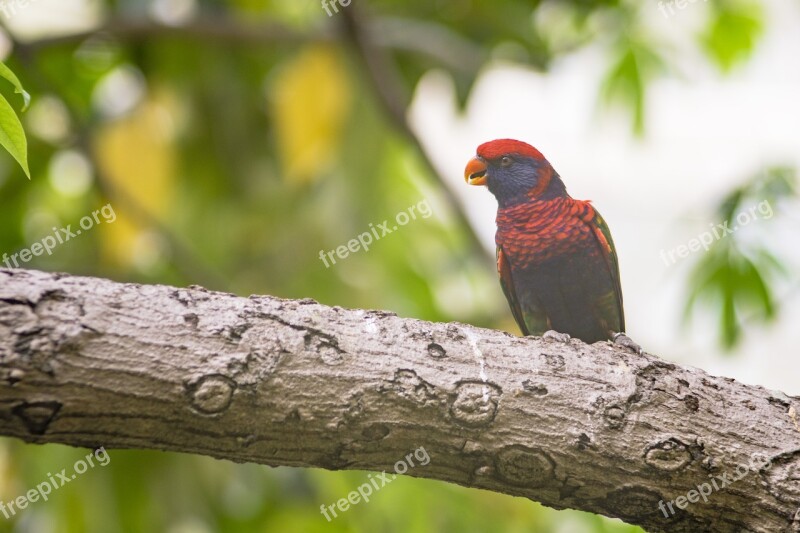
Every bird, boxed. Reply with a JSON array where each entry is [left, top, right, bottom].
[[464, 138, 640, 353]]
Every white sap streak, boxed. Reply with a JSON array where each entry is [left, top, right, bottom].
[[461, 327, 490, 402], [364, 317, 378, 334]]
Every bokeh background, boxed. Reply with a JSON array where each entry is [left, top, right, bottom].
[[0, 0, 798, 532]]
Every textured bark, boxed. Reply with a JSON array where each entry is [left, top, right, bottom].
[[0, 268, 798, 532]]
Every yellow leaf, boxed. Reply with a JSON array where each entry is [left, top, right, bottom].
[[93, 97, 177, 268], [270, 45, 350, 184]]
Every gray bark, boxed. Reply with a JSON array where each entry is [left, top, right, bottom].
[[0, 268, 798, 532]]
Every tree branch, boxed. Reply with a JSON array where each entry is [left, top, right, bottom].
[[15, 15, 482, 75], [14, 17, 336, 49], [0, 268, 798, 532], [339, 5, 493, 269]]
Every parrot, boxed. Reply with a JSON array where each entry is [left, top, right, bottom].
[[464, 138, 640, 353]]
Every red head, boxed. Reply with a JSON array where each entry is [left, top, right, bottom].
[[476, 139, 545, 161], [464, 139, 565, 206]]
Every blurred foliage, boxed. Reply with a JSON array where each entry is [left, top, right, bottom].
[[0, 442, 646, 533], [684, 167, 796, 349], [0, 0, 792, 531]]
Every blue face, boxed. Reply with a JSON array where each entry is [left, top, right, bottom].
[[485, 154, 544, 206]]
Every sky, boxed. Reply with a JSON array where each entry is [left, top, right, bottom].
[[410, 0, 800, 395]]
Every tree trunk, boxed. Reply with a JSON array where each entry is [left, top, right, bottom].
[[0, 268, 798, 532]]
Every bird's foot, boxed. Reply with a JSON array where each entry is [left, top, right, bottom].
[[543, 330, 571, 344], [613, 332, 642, 355]]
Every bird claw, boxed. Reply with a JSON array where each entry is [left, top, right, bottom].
[[613, 332, 642, 355], [543, 330, 571, 344]]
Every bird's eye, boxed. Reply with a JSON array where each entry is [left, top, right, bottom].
[[500, 156, 512, 167]]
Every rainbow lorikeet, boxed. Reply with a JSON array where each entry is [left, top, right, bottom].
[[465, 139, 640, 353]]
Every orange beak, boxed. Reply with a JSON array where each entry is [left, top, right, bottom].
[[464, 157, 488, 186]]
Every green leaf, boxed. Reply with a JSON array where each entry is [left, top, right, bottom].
[[700, 1, 764, 72], [740, 255, 775, 319], [720, 278, 738, 348], [0, 92, 30, 178], [0, 61, 31, 111], [600, 37, 666, 136]]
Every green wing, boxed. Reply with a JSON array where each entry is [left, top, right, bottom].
[[497, 246, 549, 336], [586, 209, 626, 333]]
